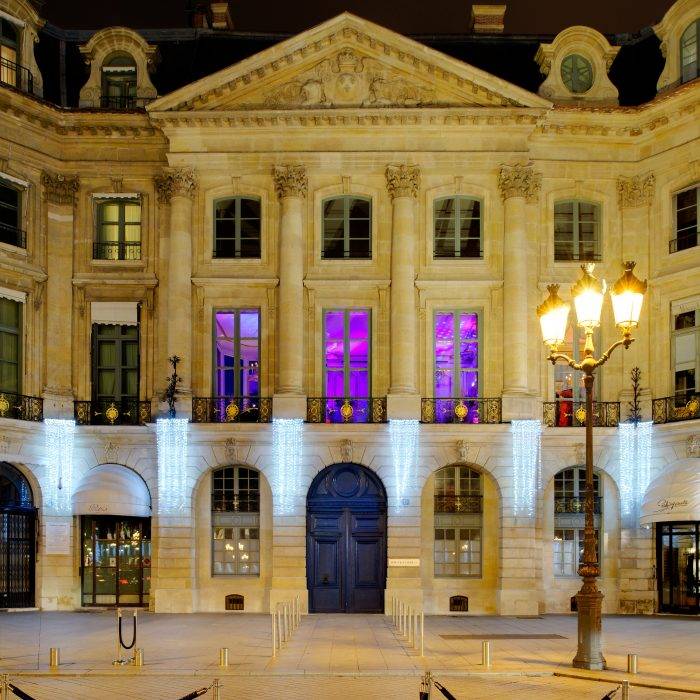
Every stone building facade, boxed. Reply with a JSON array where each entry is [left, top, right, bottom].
[[0, 0, 699, 616]]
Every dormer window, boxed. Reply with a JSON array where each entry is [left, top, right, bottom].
[[101, 54, 137, 109], [561, 54, 593, 94], [0, 19, 18, 89], [681, 20, 699, 84]]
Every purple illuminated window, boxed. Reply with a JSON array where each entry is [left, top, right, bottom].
[[323, 309, 370, 422], [434, 312, 480, 423], [214, 310, 260, 397]]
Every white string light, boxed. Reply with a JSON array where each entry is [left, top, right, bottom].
[[44, 418, 75, 514], [390, 419, 419, 513], [272, 418, 303, 515], [156, 417, 189, 514], [511, 419, 541, 518], [618, 421, 653, 523]]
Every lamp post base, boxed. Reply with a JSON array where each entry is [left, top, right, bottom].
[[572, 583, 606, 671]]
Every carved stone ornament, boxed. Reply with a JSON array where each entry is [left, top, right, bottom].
[[340, 439, 353, 463], [41, 171, 79, 205], [687, 435, 700, 458], [154, 168, 198, 204], [102, 440, 119, 464], [456, 440, 470, 463], [574, 442, 586, 465], [0, 434, 9, 454], [385, 164, 420, 200], [225, 437, 241, 463], [254, 49, 436, 110], [497, 163, 542, 202], [273, 165, 308, 199], [617, 174, 655, 208]]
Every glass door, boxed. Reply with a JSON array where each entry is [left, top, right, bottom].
[[81, 515, 151, 606], [657, 522, 699, 614]]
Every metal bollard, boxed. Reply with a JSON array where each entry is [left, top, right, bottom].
[[420, 612, 424, 657], [271, 613, 277, 657], [627, 653, 638, 674], [1, 673, 9, 700], [132, 648, 144, 667], [49, 647, 60, 669], [621, 680, 630, 700], [219, 647, 229, 668], [482, 640, 491, 667], [212, 678, 222, 700]]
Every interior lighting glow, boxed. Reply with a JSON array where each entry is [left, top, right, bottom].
[[156, 417, 189, 514], [511, 419, 541, 518], [44, 418, 75, 514], [272, 418, 303, 515], [389, 419, 419, 512], [618, 421, 653, 522]]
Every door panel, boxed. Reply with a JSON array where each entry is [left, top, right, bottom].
[[0, 510, 35, 608], [657, 522, 700, 614]]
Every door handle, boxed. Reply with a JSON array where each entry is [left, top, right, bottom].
[[322, 574, 329, 585]]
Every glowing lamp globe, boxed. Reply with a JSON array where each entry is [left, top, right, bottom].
[[571, 264, 605, 330], [537, 284, 570, 349], [610, 261, 647, 334]]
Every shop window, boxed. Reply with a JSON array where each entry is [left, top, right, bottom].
[[433, 196, 482, 259], [434, 465, 482, 578], [681, 20, 699, 84], [213, 310, 260, 399], [554, 200, 600, 262], [0, 298, 20, 394], [672, 185, 699, 252], [211, 466, 260, 576], [101, 53, 137, 109], [94, 199, 141, 260], [673, 307, 699, 405], [213, 197, 261, 259], [322, 196, 371, 259]]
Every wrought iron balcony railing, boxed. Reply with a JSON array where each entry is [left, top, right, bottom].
[[554, 496, 602, 515], [421, 397, 502, 424], [669, 234, 698, 254], [0, 57, 35, 95], [93, 241, 142, 261], [434, 494, 482, 514], [192, 396, 272, 423], [652, 394, 700, 424], [0, 392, 42, 422], [0, 222, 26, 249], [543, 400, 620, 427], [306, 397, 387, 423], [99, 95, 154, 110], [74, 398, 152, 426]]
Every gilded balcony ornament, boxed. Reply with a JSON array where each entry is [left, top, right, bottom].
[[225, 401, 240, 422], [340, 399, 354, 422], [421, 399, 435, 424], [307, 397, 322, 423], [454, 400, 468, 422], [259, 398, 272, 423], [497, 163, 541, 202], [0, 394, 9, 416], [485, 398, 502, 424], [105, 402, 120, 424], [192, 398, 206, 422], [575, 406, 587, 424], [674, 397, 700, 420], [371, 398, 386, 423], [543, 402, 556, 427], [272, 164, 307, 199], [385, 164, 420, 199]]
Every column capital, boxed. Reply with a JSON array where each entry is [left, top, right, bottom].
[[617, 173, 655, 208], [155, 167, 198, 204], [498, 163, 541, 202], [385, 164, 420, 200], [273, 165, 307, 199], [41, 171, 79, 206]]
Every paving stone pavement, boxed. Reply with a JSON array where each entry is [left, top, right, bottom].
[[2, 674, 692, 700]]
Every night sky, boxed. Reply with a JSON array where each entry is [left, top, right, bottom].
[[41, 0, 674, 36]]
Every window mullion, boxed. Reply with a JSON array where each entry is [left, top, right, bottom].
[[234, 311, 241, 397], [454, 200, 460, 257], [235, 198, 241, 258], [573, 202, 580, 258], [343, 310, 350, 397], [453, 311, 460, 399], [344, 198, 350, 259]]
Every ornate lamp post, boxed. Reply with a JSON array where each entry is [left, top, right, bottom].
[[537, 261, 646, 670]]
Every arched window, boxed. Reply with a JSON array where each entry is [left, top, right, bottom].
[[211, 466, 260, 576], [554, 200, 600, 262], [553, 466, 601, 577], [322, 196, 371, 259], [101, 53, 137, 109], [681, 20, 699, 84], [0, 19, 18, 88], [0, 462, 32, 508], [434, 465, 482, 577], [433, 196, 482, 259], [214, 197, 261, 259]]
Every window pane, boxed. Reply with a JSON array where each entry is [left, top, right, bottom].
[[323, 198, 345, 218], [216, 199, 236, 219], [348, 198, 370, 218], [239, 198, 260, 218]]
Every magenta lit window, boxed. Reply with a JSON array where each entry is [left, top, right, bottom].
[[323, 309, 370, 422], [434, 312, 480, 423], [214, 310, 260, 399]]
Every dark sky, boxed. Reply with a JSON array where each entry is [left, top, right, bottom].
[[42, 0, 674, 36]]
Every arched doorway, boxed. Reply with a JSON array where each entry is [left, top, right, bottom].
[[0, 462, 36, 608], [307, 463, 387, 613]]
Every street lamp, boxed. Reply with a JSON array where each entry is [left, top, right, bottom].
[[537, 261, 646, 670]]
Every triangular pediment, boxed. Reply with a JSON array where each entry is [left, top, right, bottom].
[[148, 13, 551, 113]]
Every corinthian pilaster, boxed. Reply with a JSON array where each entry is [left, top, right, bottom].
[[385, 164, 420, 200], [41, 172, 79, 206], [154, 167, 198, 204], [273, 165, 308, 199], [497, 163, 541, 202]]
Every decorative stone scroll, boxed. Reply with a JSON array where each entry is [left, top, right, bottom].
[[41, 172, 79, 205], [340, 439, 353, 463], [273, 165, 308, 199], [154, 168, 198, 204], [456, 439, 470, 463], [385, 164, 420, 200], [497, 163, 541, 202], [617, 174, 655, 208], [687, 435, 700, 458]]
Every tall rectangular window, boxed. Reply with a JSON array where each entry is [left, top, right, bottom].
[[95, 199, 141, 260], [0, 297, 20, 394], [553, 528, 600, 577], [322, 196, 371, 259], [673, 308, 698, 404], [214, 197, 261, 259], [214, 310, 260, 397], [433, 197, 482, 259], [92, 324, 139, 402], [323, 309, 370, 422], [433, 311, 479, 422], [554, 200, 600, 262], [0, 182, 23, 248], [673, 186, 699, 252]]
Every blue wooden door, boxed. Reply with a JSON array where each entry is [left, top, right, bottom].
[[307, 463, 387, 613]]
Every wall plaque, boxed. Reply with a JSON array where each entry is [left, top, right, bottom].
[[388, 558, 420, 567], [44, 523, 71, 555]]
